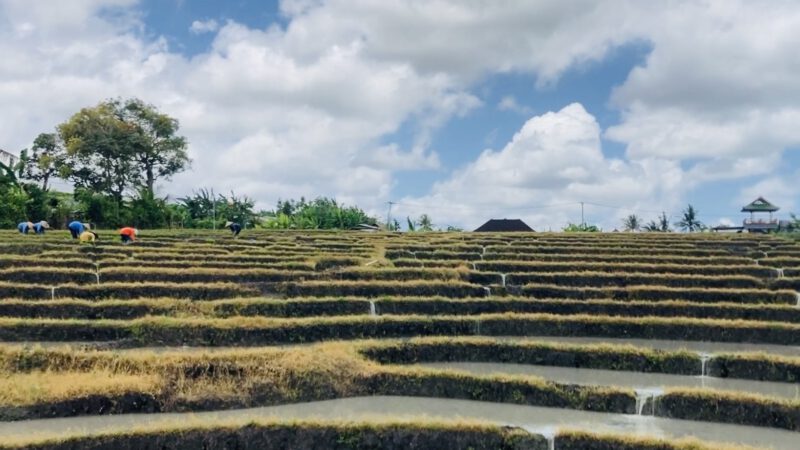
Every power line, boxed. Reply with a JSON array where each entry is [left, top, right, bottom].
[[582, 201, 668, 216], [385, 201, 395, 227], [391, 200, 581, 213]]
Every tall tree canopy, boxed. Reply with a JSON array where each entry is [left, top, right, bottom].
[[18, 133, 67, 191], [58, 101, 139, 203], [118, 98, 190, 193], [57, 98, 190, 204]]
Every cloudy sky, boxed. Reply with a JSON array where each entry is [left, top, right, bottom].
[[1, 0, 798, 230]]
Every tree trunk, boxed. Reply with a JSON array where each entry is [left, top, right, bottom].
[[146, 166, 154, 194]]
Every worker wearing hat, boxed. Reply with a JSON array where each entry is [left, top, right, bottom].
[[32, 221, 50, 234], [224, 221, 242, 237], [68, 221, 91, 239], [17, 221, 34, 234], [79, 230, 99, 244]]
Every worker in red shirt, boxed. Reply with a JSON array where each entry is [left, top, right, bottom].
[[119, 227, 138, 244]]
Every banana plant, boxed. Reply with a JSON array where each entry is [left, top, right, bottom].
[[0, 161, 19, 188]]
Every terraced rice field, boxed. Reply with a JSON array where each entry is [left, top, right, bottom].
[[0, 229, 798, 449]]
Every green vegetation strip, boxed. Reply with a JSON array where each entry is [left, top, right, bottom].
[[98, 267, 318, 283], [472, 261, 775, 278], [555, 430, 753, 450], [0, 314, 798, 345], [481, 254, 757, 266], [0, 298, 370, 320], [2, 297, 798, 324], [464, 272, 765, 289], [0, 282, 259, 300], [0, 268, 97, 285], [373, 297, 800, 323], [521, 284, 796, 304], [0, 421, 549, 450], [283, 281, 487, 298], [0, 421, 754, 450]]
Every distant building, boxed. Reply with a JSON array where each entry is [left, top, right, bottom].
[[474, 218, 534, 232], [354, 223, 379, 232], [0, 149, 17, 169], [713, 197, 786, 233], [741, 197, 780, 233]]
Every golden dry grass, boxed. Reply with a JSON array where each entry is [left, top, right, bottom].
[[0, 370, 160, 407]]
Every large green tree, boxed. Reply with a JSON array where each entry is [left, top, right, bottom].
[[58, 98, 190, 210], [59, 101, 139, 207], [117, 98, 190, 193], [18, 133, 67, 191]]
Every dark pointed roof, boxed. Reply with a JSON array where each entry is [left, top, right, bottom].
[[474, 219, 534, 232], [741, 197, 779, 213]]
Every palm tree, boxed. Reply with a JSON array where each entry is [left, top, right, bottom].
[[675, 204, 705, 232], [0, 161, 19, 188], [622, 214, 641, 232], [644, 212, 671, 232], [417, 214, 434, 232]]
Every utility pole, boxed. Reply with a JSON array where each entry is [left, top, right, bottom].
[[386, 201, 395, 230], [580, 201, 585, 227], [212, 188, 216, 230]]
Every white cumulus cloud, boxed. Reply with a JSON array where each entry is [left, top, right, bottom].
[[1, 0, 799, 225], [398, 104, 685, 230], [189, 19, 219, 34]]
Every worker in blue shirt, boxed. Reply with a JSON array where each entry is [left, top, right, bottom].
[[67, 221, 91, 239], [17, 221, 34, 234], [32, 221, 50, 234], [224, 221, 242, 237]]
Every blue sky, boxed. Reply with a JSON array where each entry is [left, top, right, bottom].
[[138, 0, 285, 55], [1, 0, 798, 230]]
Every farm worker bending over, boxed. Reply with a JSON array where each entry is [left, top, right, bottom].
[[225, 221, 242, 237], [79, 231, 98, 244], [119, 227, 138, 244], [68, 221, 90, 239], [33, 221, 50, 234], [17, 221, 34, 234]]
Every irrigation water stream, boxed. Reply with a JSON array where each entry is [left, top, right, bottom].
[[0, 396, 796, 449], [418, 362, 800, 400]]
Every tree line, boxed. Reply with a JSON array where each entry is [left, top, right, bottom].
[[566, 205, 707, 233], [572, 204, 800, 233], [0, 98, 379, 230], [4, 97, 796, 233]]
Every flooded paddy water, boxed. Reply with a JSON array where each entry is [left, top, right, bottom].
[[419, 362, 800, 400], [0, 396, 797, 449]]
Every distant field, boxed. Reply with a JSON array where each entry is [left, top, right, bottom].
[[0, 229, 798, 449]]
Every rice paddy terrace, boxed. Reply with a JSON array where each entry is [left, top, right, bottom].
[[0, 230, 798, 450]]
